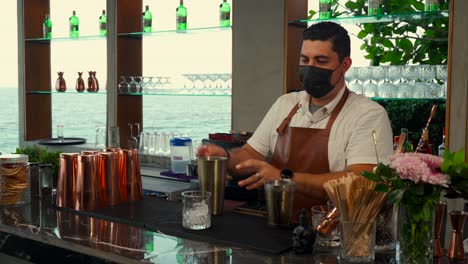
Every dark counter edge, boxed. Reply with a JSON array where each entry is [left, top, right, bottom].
[[0, 225, 142, 264]]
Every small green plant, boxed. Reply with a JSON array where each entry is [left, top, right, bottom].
[[440, 149, 468, 200], [14, 145, 61, 177]]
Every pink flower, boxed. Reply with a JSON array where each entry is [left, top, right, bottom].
[[388, 153, 449, 187]]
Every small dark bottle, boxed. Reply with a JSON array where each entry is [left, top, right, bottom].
[[75, 72, 85, 92], [55, 72, 66, 92], [292, 208, 316, 254]]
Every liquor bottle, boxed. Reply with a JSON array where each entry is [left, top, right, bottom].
[[99, 10, 107, 36], [401, 128, 413, 153], [43, 14, 52, 39], [176, 0, 188, 31], [393, 136, 400, 152], [438, 127, 445, 157], [219, 0, 231, 27], [69, 10, 79, 38], [425, 0, 440, 11], [368, 0, 383, 16], [142, 5, 152, 33], [319, 0, 332, 19], [419, 129, 433, 154]]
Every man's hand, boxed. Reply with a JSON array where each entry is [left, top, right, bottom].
[[236, 159, 282, 190], [196, 144, 228, 158]]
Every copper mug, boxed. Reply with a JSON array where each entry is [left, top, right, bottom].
[[99, 151, 120, 206], [75, 154, 101, 211], [122, 149, 143, 202], [57, 153, 79, 208], [105, 147, 127, 202]]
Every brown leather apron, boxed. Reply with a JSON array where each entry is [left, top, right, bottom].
[[271, 90, 349, 222]]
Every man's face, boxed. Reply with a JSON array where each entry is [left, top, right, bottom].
[[299, 39, 351, 100], [299, 39, 342, 83]]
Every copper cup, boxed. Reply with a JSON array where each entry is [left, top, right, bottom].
[[99, 151, 120, 206], [75, 154, 101, 211], [448, 210, 467, 260], [81, 150, 100, 155], [57, 153, 79, 208], [433, 201, 447, 257], [122, 149, 143, 202], [105, 147, 127, 202]]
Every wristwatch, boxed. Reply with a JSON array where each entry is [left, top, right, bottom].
[[280, 169, 294, 181]]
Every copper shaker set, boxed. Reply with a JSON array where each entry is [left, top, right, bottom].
[[57, 148, 142, 211]]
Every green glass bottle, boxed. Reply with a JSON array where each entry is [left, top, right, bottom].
[[368, 0, 383, 16], [219, 0, 231, 27], [43, 14, 52, 39], [425, 0, 440, 11], [99, 10, 107, 36], [176, 0, 187, 31], [401, 128, 413, 153], [319, 0, 332, 19], [142, 5, 152, 33], [69, 10, 79, 38]]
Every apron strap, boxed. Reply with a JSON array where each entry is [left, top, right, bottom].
[[325, 89, 350, 130], [276, 103, 301, 136]]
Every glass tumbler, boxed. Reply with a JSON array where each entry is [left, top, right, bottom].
[[182, 191, 211, 230]]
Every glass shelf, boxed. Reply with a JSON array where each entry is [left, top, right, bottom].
[[289, 10, 449, 26], [119, 92, 231, 97], [371, 97, 446, 101], [26, 90, 231, 97], [24, 26, 231, 42], [25, 34, 105, 43], [117, 26, 231, 38], [26, 91, 107, 95]]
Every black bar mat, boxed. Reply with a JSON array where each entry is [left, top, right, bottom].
[[64, 197, 293, 254]]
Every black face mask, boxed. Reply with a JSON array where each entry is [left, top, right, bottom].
[[299, 64, 342, 98]]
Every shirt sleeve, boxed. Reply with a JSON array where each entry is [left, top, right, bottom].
[[247, 97, 283, 157], [345, 106, 394, 166]]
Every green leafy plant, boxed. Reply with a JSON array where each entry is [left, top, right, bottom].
[[440, 149, 468, 200], [14, 145, 62, 177]]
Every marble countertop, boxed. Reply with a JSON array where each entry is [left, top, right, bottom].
[[0, 198, 399, 264]]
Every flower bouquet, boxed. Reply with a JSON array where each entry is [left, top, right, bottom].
[[362, 152, 449, 264]]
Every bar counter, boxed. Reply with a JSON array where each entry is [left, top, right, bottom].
[[0, 197, 453, 264]]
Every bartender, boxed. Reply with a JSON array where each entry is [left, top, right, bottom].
[[197, 22, 393, 219]]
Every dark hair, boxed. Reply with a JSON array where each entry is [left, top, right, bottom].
[[303, 22, 350, 62]]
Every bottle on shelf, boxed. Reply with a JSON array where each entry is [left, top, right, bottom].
[[76, 72, 85, 92], [319, 0, 332, 19], [219, 0, 231, 27], [393, 135, 400, 152], [99, 10, 107, 36], [69, 10, 80, 38], [400, 128, 413, 153], [438, 127, 445, 157], [425, 0, 440, 12], [176, 0, 188, 31], [42, 14, 52, 39], [368, 0, 383, 16], [142, 5, 152, 33], [56, 72, 66, 92], [419, 129, 433, 154]]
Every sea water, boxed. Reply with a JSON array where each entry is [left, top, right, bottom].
[[0, 87, 231, 154]]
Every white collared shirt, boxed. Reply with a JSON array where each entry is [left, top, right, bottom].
[[247, 87, 394, 172]]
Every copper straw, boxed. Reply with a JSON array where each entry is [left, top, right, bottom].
[[123, 149, 143, 202], [415, 104, 438, 153], [57, 153, 79, 208], [105, 147, 127, 202], [433, 200, 447, 257], [75, 154, 100, 211], [395, 132, 406, 154], [99, 152, 120, 206], [316, 207, 340, 236]]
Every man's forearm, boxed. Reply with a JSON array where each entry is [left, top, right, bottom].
[[292, 164, 376, 202]]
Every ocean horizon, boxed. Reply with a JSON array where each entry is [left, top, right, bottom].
[[0, 87, 231, 154]]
